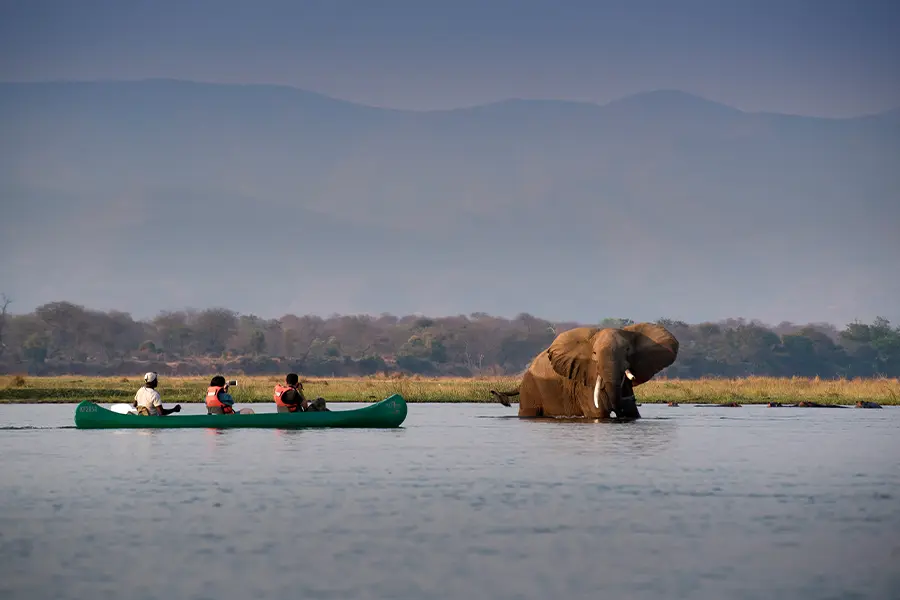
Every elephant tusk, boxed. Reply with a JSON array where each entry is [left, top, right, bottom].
[[625, 369, 635, 381], [593, 375, 602, 409]]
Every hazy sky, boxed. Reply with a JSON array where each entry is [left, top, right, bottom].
[[1, 0, 899, 117], [2, 0, 899, 326]]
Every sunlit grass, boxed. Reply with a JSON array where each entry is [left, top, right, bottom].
[[0, 374, 897, 405], [637, 376, 898, 405]]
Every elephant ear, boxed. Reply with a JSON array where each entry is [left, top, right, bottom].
[[622, 322, 679, 385], [547, 327, 600, 386]]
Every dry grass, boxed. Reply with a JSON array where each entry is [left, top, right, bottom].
[[0, 374, 897, 405], [637, 376, 899, 405]]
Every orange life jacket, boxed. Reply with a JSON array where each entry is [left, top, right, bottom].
[[273, 384, 300, 412], [206, 385, 234, 414]]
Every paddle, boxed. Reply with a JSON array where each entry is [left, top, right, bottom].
[[109, 403, 184, 415], [111, 403, 255, 415]]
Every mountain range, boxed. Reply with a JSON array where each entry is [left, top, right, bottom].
[[1, 79, 898, 325]]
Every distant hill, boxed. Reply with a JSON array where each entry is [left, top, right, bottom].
[[1, 79, 898, 325]]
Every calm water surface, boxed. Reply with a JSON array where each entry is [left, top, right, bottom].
[[1, 403, 898, 600]]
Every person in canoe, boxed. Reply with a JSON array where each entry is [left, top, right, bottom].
[[273, 373, 331, 412], [206, 375, 239, 414], [273, 373, 308, 413], [132, 371, 182, 416]]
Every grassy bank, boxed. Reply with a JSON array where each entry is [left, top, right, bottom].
[[0, 375, 897, 405]]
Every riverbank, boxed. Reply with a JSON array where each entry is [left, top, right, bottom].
[[0, 375, 897, 405]]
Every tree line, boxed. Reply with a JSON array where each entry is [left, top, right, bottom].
[[0, 300, 898, 378]]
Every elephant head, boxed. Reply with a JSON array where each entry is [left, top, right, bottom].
[[546, 322, 679, 418]]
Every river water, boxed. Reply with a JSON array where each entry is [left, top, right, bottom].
[[1, 402, 898, 600]]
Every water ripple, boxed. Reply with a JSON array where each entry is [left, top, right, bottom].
[[0, 403, 898, 600]]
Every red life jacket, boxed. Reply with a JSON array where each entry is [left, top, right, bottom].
[[273, 384, 300, 412], [206, 385, 234, 414]]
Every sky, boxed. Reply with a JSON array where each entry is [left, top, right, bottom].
[[1, 0, 899, 117], [1, 0, 898, 327]]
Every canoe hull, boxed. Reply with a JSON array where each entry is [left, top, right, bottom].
[[74, 394, 407, 429]]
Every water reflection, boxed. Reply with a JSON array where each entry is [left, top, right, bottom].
[[271, 428, 306, 439], [507, 415, 678, 459], [115, 428, 160, 436]]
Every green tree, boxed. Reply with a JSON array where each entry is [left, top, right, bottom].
[[599, 318, 634, 328], [153, 311, 192, 356], [192, 308, 238, 355], [23, 332, 48, 365], [249, 330, 266, 355]]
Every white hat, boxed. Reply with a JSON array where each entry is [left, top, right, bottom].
[[144, 372, 158, 383]]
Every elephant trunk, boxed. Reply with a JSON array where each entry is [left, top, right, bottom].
[[616, 370, 641, 419], [591, 374, 618, 418], [592, 356, 640, 419]]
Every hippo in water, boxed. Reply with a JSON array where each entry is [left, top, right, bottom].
[[855, 400, 882, 409]]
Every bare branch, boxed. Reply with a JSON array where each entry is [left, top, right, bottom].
[[0, 293, 10, 359]]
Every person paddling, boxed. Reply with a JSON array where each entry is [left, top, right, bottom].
[[133, 372, 181, 416], [206, 375, 238, 414]]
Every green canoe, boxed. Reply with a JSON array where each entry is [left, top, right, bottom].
[[74, 394, 407, 430]]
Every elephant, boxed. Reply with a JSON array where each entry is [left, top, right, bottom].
[[489, 322, 679, 419]]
